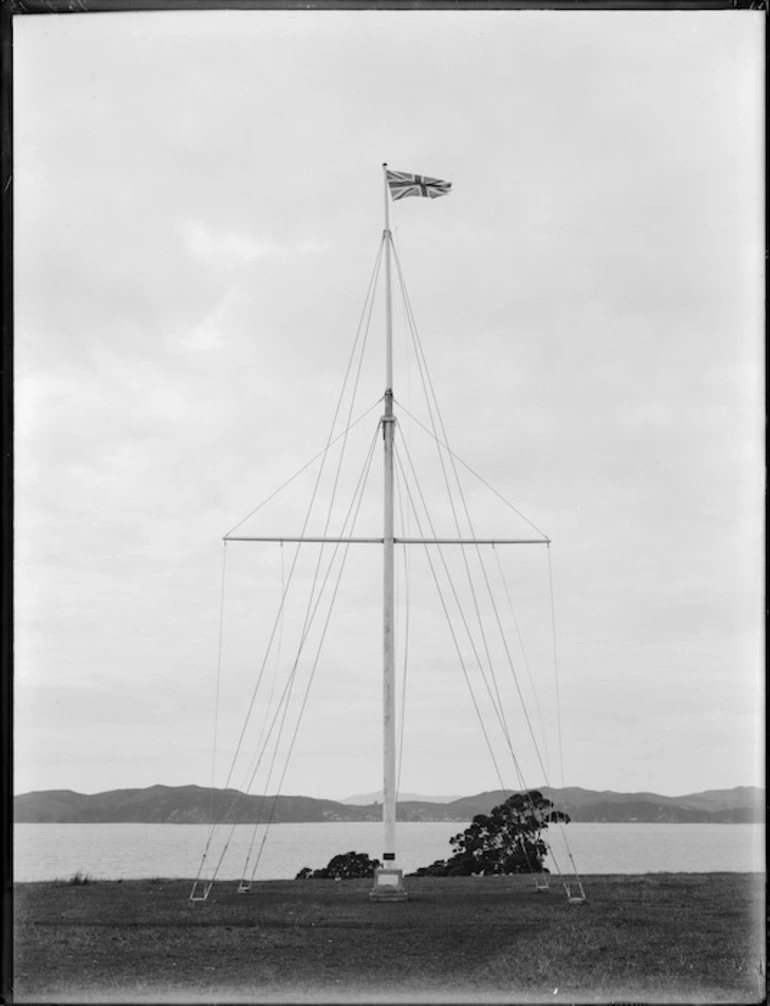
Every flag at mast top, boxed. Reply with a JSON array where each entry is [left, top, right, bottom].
[[385, 168, 452, 201]]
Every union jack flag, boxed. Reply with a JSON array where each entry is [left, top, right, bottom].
[[386, 169, 452, 201]]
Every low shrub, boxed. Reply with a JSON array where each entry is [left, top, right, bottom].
[[296, 850, 381, 880], [67, 871, 92, 886]]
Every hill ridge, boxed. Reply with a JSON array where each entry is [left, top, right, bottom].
[[13, 784, 764, 825]]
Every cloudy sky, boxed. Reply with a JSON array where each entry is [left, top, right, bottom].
[[14, 9, 763, 803]]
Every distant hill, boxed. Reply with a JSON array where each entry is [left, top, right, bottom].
[[12, 785, 381, 825], [13, 784, 764, 825], [440, 787, 764, 825], [340, 791, 464, 805]]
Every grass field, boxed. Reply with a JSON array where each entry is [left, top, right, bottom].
[[12, 873, 765, 1003]]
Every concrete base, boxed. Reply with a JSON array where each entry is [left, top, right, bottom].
[[369, 866, 407, 902]]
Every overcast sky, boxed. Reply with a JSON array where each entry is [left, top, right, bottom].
[[14, 9, 764, 802]]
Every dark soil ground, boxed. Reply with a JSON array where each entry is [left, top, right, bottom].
[[12, 873, 765, 1003]]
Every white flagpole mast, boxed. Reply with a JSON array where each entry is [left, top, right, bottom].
[[371, 163, 406, 900]]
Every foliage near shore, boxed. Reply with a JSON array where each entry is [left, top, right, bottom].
[[14, 873, 764, 1003], [410, 790, 568, 877], [295, 850, 380, 879]]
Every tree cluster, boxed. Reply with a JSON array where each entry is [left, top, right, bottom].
[[408, 790, 569, 877], [295, 850, 381, 880]]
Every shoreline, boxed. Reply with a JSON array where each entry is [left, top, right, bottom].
[[13, 868, 769, 884], [13, 817, 765, 825]]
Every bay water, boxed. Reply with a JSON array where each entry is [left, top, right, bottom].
[[14, 821, 764, 883]]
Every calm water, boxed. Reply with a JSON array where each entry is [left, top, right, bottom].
[[13, 821, 764, 882]]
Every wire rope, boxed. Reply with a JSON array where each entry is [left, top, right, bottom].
[[393, 246, 537, 729], [398, 436, 571, 881], [396, 438, 569, 882], [394, 421, 511, 753], [238, 231, 381, 801], [224, 235, 385, 540], [392, 253, 563, 845], [193, 229, 583, 899], [547, 545, 566, 790], [393, 446, 549, 880], [390, 251, 573, 884], [233, 541, 288, 831], [398, 298, 512, 741], [284, 226, 381, 715], [393, 268, 415, 798], [191, 241, 386, 895], [393, 446, 509, 795], [395, 438, 525, 785], [224, 397, 382, 540], [394, 458, 411, 797], [392, 251, 558, 779], [245, 423, 381, 883], [392, 246, 549, 534], [218, 239, 384, 793], [490, 543, 552, 783], [189, 542, 230, 899], [209, 421, 381, 888], [392, 400, 549, 542]]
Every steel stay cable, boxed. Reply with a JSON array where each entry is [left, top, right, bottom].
[[394, 250, 544, 755], [238, 423, 381, 880], [193, 269, 386, 896], [235, 254, 381, 860], [390, 277, 505, 740], [392, 447, 509, 797], [484, 540, 572, 881], [394, 436, 550, 876], [280, 226, 380, 735], [392, 254, 573, 885], [396, 272, 511, 745], [263, 543, 287, 760], [233, 255, 380, 832], [490, 543, 552, 782], [224, 238, 385, 540], [215, 239, 386, 812], [247, 441, 380, 881], [233, 541, 288, 841], [399, 466, 573, 883], [391, 246, 549, 541], [393, 448, 544, 880], [394, 459, 411, 797], [541, 545, 584, 895], [213, 422, 382, 887], [247, 424, 381, 882], [394, 234, 415, 784], [400, 313, 572, 876], [393, 400, 549, 542], [208, 423, 380, 888], [395, 322, 558, 872], [203, 238, 386, 884], [197, 243, 579, 894], [223, 398, 383, 540], [394, 412, 536, 870], [392, 356, 567, 889], [396, 432, 520, 763], [190, 541, 230, 895], [404, 314, 521, 737], [547, 545, 566, 790], [391, 244, 530, 854]]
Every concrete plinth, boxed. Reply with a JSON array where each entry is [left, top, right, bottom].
[[369, 866, 407, 902]]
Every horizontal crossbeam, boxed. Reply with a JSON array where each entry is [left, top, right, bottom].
[[397, 537, 550, 545], [224, 535, 550, 545]]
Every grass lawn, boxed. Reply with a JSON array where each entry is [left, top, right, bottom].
[[12, 873, 765, 1003]]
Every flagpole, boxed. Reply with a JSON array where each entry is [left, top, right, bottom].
[[371, 163, 406, 901]]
